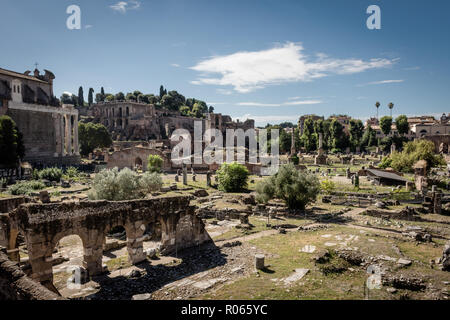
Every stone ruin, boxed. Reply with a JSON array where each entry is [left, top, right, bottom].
[[314, 133, 328, 165], [0, 196, 211, 295]]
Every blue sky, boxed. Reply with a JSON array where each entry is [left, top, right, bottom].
[[1, 0, 449, 126]]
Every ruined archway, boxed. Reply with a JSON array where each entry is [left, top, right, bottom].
[[51, 234, 85, 296]]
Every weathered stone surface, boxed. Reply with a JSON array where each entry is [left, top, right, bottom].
[[283, 269, 309, 285], [132, 293, 152, 300], [255, 254, 265, 270], [0, 251, 63, 300], [2, 196, 211, 289]]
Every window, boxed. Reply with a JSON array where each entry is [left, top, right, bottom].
[[13, 85, 16, 93], [0, 100, 3, 107]]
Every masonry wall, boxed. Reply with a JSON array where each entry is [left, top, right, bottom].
[[7, 108, 56, 160], [0, 250, 63, 300]]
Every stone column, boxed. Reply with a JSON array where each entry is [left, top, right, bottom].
[[53, 114, 60, 157], [126, 221, 146, 264], [182, 163, 188, 185], [73, 115, 80, 155], [60, 115, 66, 156], [83, 233, 104, 276], [65, 114, 72, 155], [28, 239, 54, 285], [159, 215, 180, 255]]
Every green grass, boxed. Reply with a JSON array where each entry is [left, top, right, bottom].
[[200, 224, 449, 300]]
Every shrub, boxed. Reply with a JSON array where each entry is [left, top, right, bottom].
[[256, 164, 320, 210], [321, 179, 336, 194], [65, 166, 80, 178], [140, 172, 163, 193], [8, 180, 46, 195], [217, 162, 249, 192], [89, 167, 140, 201], [147, 155, 163, 173], [38, 167, 63, 182], [290, 154, 299, 165], [379, 140, 445, 173]]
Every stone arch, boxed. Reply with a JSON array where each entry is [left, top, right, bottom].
[[135, 157, 143, 169]]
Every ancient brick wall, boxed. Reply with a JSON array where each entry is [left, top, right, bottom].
[[0, 250, 63, 300], [7, 108, 56, 160], [2, 196, 211, 288]]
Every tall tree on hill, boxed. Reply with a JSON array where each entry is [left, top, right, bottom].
[[375, 101, 380, 120], [101, 87, 105, 101], [395, 115, 410, 136], [88, 88, 94, 106], [388, 102, 394, 117], [380, 116, 393, 136], [0, 116, 25, 168], [78, 87, 84, 107], [349, 119, 364, 150], [159, 85, 166, 98]]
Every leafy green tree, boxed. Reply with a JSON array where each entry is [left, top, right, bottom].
[[180, 106, 190, 116], [89, 168, 140, 201], [388, 102, 394, 117], [190, 103, 203, 118], [255, 164, 320, 210], [279, 129, 291, 154], [300, 118, 317, 152], [145, 94, 158, 104], [95, 93, 103, 103], [349, 119, 364, 150], [379, 139, 445, 172], [0, 116, 25, 167], [105, 94, 115, 102], [361, 125, 377, 148], [60, 93, 73, 104], [115, 92, 125, 101], [78, 86, 84, 107], [380, 116, 393, 136], [329, 119, 348, 151], [78, 122, 113, 156], [208, 106, 214, 113], [217, 162, 250, 192], [159, 85, 166, 98], [88, 88, 94, 106], [37, 167, 63, 182], [395, 115, 409, 136], [147, 154, 163, 173], [126, 93, 136, 101], [140, 172, 162, 193]]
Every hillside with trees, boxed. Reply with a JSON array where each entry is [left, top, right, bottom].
[[62, 85, 214, 119]]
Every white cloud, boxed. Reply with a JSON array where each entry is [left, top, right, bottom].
[[358, 79, 404, 86], [236, 100, 322, 107], [171, 63, 180, 67], [190, 42, 397, 93], [283, 100, 322, 105], [110, 1, 141, 13], [216, 89, 233, 95], [84, 25, 93, 29], [236, 114, 300, 125]]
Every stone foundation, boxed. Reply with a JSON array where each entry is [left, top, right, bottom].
[[2, 196, 211, 289]]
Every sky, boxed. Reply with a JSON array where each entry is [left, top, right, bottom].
[[1, 0, 449, 126]]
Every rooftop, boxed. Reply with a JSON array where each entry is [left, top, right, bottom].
[[0, 67, 49, 84]]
